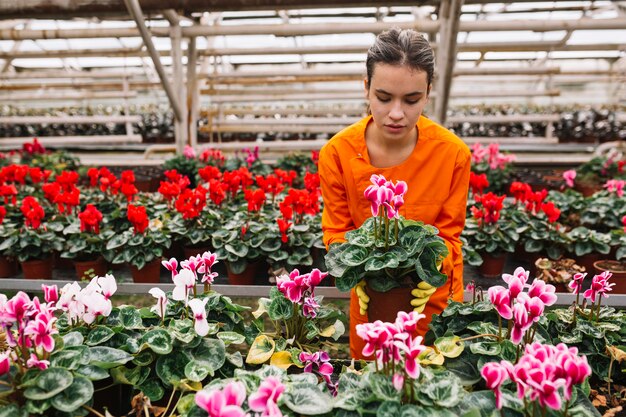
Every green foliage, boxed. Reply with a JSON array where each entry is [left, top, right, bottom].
[[326, 217, 449, 292]]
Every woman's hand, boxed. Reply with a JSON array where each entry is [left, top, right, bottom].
[[355, 280, 370, 315]]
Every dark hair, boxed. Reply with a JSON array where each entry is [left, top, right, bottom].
[[366, 27, 435, 89]]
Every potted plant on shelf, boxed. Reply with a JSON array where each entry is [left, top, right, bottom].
[[325, 174, 449, 322], [60, 204, 112, 280], [105, 203, 173, 283], [594, 221, 626, 287], [462, 192, 518, 277], [11, 196, 64, 279], [212, 186, 272, 285], [534, 257, 585, 292], [570, 152, 626, 196], [265, 187, 323, 277], [565, 225, 612, 273]]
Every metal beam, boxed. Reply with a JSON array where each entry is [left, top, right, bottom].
[[165, 8, 187, 152], [187, 35, 198, 148], [2, 41, 623, 60], [0, 0, 428, 19], [123, 0, 183, 122], [2, 17, 626, 41], [434, 0, 464, 125]]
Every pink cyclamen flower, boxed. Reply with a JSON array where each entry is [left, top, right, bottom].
[[305, 268, 328, 289], [42, 284, 59, 304], [510, 303, 533, 344], [562, 170, 576, 188], [481, 361, 512, 409], [501, 267, 529, 300], [527, 279, 557, 307], [162, 257, 178, 279], [183, 145, 196, 159], [488, 286, 513, 320], [395, 335, 426, 379], [604, 179, 625, 197], [189, 298, 209, 337], [181, 255, 200, 275], [276, 269, 309, 304], [517, 293, 545, 323], [302, 296, 320, 319], [197, 251, 219, 284], [355, 320, 392, 358], [583, 271, 614, 303], [0, 352, 9, 375], [172, 269, 196, 304], [195, 381, 247, 417], [465, 282, 475, 292], [248, 376, 285, 415], [622, 214, 626, 233], [3, 291, 31, 324], [394, 311, 425, 335], [383, 194, 404, 219], [568, 272, 587, 294], [26, 354, 49, 370], [24, 312, 58, 352], [393, 373, 404, 391]]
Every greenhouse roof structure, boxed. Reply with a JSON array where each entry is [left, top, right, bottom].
[[0, 1, 624, 156]]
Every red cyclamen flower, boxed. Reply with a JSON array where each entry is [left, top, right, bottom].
[[78, 204, 103, 234], [21, 196, 45, 229], [127, 204, 149, 234]]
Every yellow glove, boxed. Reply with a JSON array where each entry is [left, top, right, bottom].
[[355, 280, 370, 315], [411, 259, 444, 313], [411, 281, 437, 313]]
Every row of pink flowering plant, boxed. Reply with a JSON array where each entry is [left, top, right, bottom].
[[0, 281, 119, 416], [246, 268, 346, 371], [41, 252, 252, 416], [427, 266, 626, 416], [325, 174, 449, 293]]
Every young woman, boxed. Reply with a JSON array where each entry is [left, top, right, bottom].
[[318, 28, 471, 359]]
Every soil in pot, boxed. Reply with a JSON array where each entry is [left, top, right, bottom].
[[21, 257, 54, 279], [594, 260, 626, 292], [0, 256, 18, 278]]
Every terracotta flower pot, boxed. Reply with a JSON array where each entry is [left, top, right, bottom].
[[129, 258, 162, 284], [74, 257, 108, 280], [21, 257, 54, 280], [183, 245, 211, 260], [0, 256, 19, 278], [594, 260, 626, 293], [226, 261, 260, 285], [366, 285, 416, 324], [478, 252, 508, 278]]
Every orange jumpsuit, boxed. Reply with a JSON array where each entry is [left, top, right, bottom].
[[319, 115, 471, 359]]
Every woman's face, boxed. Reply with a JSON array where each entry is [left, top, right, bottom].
[[365, 63, 431, 144]]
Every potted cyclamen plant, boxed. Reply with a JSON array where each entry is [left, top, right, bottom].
[[212, 187, 269, 285], [60, 204, 111, 280], [12, 196, 64, 279], [462, 192, 518, 277], [105, 203, 172, 283], [325, 174, 448, 322], [247, 267, 346, 368]]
